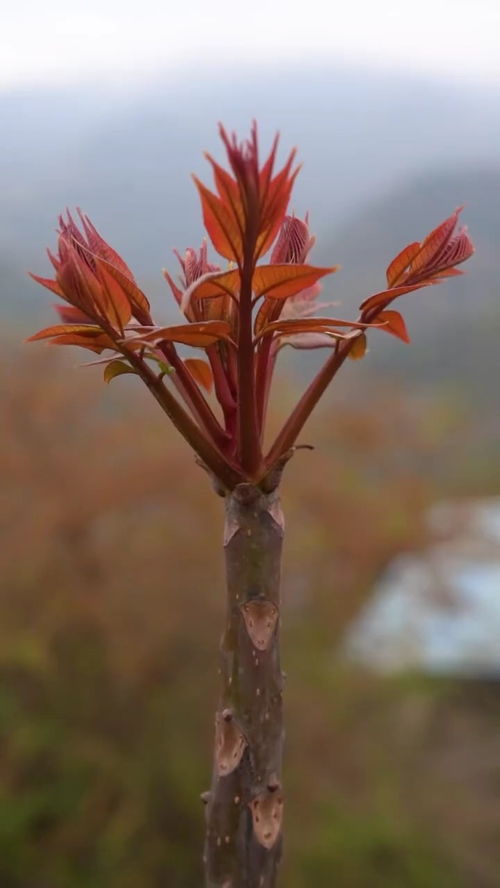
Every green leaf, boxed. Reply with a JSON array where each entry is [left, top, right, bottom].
[[103, 360, 137, 384], [149, 357, 175, 376]]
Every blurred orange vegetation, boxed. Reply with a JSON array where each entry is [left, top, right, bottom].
[[1, 348, 499, 887]]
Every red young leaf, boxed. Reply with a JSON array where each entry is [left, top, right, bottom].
[[48, 333, 115, 353], [207, 156, 244, 227], [256, 316, 375, 340], [258, 133, 280, 195], [377, 310, 410, 343], [98, 261, 151, 323], [436, 228, 474, 270], [163, 269, 183, 305], [408, 208, 462, 277], [185, 269, 240, 304], [77, 211, 134, 278], [430, 268, 463, 280], [379, 208, 473, 296], [54, 304, 92, 324], [185, 263, 337, 309], [73, 235, 150, 324], [256, 160, 300, 259], [27, 323, 104, 342], [27, 323, 115, 354], [359, 282, 433, 313], [95, 259, 132, 331], [29, 273, 64, 297], [193, 178, 243, 263], [55, 247, 103, 317], [386, 242, 420, 287], [253, 296, 279, 336], [184, 358, 214, 392], [252, 263, 337, 301], [128, 321, 233, 349], [279, 332, 338, 350]]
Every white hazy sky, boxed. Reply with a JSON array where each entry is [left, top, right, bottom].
[[2, 0, 500, 89]]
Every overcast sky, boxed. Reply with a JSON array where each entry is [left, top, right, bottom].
[[2, 0, 500, 90]]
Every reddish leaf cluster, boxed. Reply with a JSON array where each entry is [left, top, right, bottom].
[[357, 207, 474, 350], [28, 125, 474, 490]]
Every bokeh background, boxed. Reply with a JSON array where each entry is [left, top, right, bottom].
[[2, 2, 500, 885]]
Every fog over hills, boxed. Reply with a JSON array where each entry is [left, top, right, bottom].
[[316, 166, 500, 403], [322, 166, 500, 317], [1, 62, 499, 356]]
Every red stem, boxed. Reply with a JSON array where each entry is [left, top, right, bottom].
[[265, 294, 391, 472], [237, 256, 262, 475], [265, 339, 353, 469], [207, 345, 237, 431], [123, 346, 242, 489], [159, 342, 230, 450], [255, 336, 274, 433]]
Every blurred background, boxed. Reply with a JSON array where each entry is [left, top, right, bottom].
[[2, 2, 500, 885]]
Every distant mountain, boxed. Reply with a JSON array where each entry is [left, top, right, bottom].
[[2, 62, 500, 325], [2, 65, 499, 407], [312, 167, 500, 403], [319, 166, 499, 316]]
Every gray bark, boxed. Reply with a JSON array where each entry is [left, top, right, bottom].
[[204, 483, 285, 888]]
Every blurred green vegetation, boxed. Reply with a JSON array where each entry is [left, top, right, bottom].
[[1, 348, 499, 887]]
